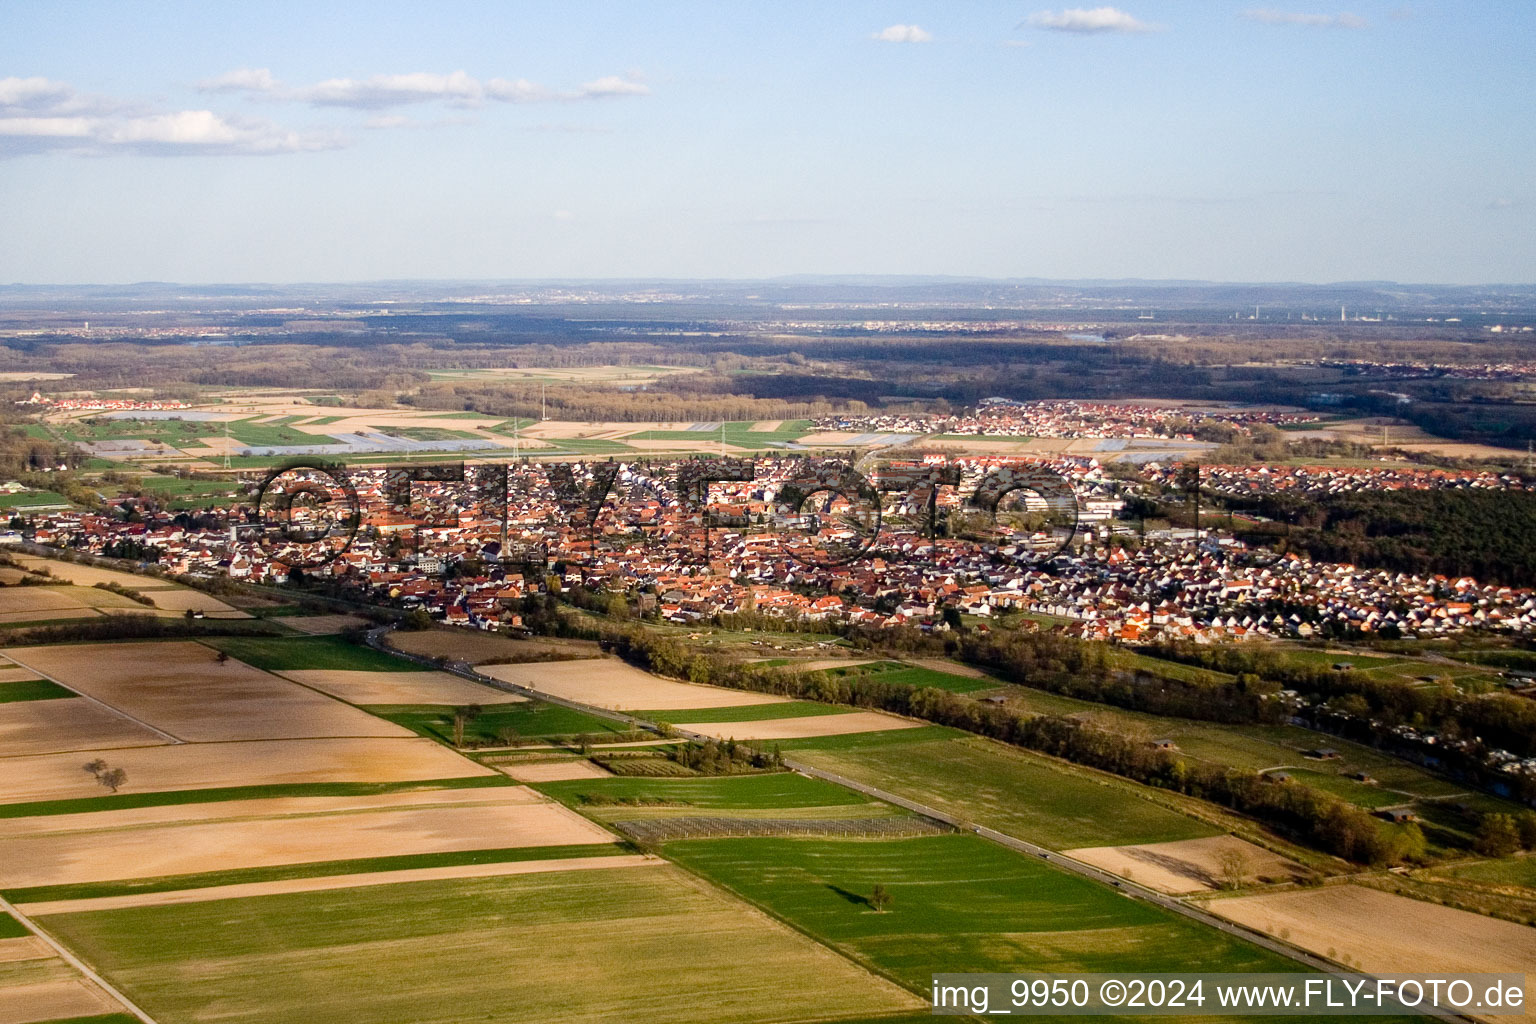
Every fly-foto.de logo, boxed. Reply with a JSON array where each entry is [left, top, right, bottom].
[[248, 454, 1090, 573]]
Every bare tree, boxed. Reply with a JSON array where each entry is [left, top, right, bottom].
[[98, 767, 127, 793], [451, 710, 467, 747], [83, 758, 107, 778], [1217, 846, 1251, 891], [216, 650, 230, 666], [870, 884, 892, 912]]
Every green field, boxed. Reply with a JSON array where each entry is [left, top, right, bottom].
[[792, 734, 1218, 848], [645, 701, 849, 723], [1441, 857, 1536, 889], [1264, 646, 1505, 691], [774, 724, 964, 752], [627, 420, 812, 444], [535, 771, 877, 811], [991, 684, 1470, 805], [0, 489, 70, 508], [205, 634, 412, 672], [38, 865, 920, 1024], [0, 910, 27, 939], [0, 678, 72, 702], [57, 416, 317, 449], [371, 701, 632, 742], [667, 834, 1302, 993], [809, 661, 1000, 695]]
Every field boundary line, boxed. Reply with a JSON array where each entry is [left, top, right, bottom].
[[0, 650, 184, 745], [14, 854, 660, 916], [0, 892, 159, 1024]]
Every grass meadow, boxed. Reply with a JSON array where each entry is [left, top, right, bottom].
[[38, 865, 920, 1024]]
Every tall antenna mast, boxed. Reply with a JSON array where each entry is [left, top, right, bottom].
[[540, 382, 546, 422], [222, 420, 231, 471]]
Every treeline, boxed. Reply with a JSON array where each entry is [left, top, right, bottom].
[[0, 614, 281, 647], [664, 737, 784, 774], [1150, 640, 1536, 767], [409, 378, 846, 423], [955, 629, 1289, 725], [1238, 490, 1536, 587], [600, 628, 1415, 864]]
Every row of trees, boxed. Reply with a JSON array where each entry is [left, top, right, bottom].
[[1149, 640, 1536, 762]]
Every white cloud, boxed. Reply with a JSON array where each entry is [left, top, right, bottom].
[[1243, 9, 1368, 28], [197, 67, 278, 93], [873, 24, 934, 43], [0, 76, 76, 111], [298, 70, 484, 108], [192, 69, 652, 108], [1027, 7, 1159, 33], [0, 76, 130, 116], [575, 75, 650, 98], [0, 98, 341, 157], [363, 114, 411, 130], [0, 116, 93, 138]]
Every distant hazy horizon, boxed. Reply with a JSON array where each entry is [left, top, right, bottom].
[[3, 2, 1533, 285]]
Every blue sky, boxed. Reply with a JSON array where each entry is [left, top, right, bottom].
[[1, 1, 1532, 284]]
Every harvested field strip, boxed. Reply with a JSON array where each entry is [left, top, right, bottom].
[[0, 792, 614, 889], [39, 866, 921, 1024], [0, 667, 46, 683], [278, 669, 527, 706], [477, 658, 789, 710], [0, 775, 511, 820], [0, 737, 498, 807], [0, 978, 123, 1024], [4, 642, 410, 743], [0, 698, 168, 757], [1206, 884, 1536, 979], [614, 816, 945, 842], [0, 680, 71, 703], [0, 784, 546, 837], [19, 854, 657, 916], [7, 844, 632, 907], [647, 701, 848, 723], [1063, 836, 1307, 894], [498, 760, 611, 782], [679, 711, 921, 741]]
